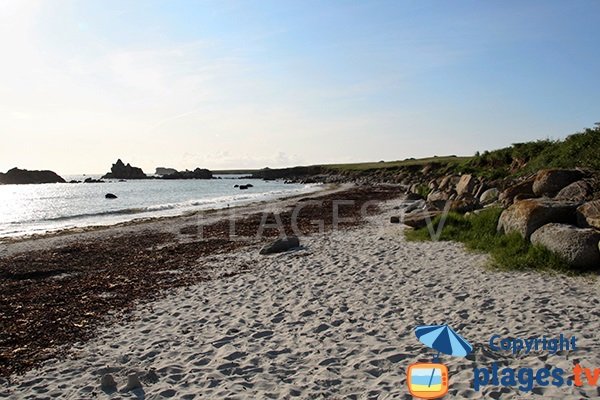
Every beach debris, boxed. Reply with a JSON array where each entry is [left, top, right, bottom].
[[497, 198, 578, 239], [124, 373, 143, 391], [239, 184, 250, 190], [259, 235, 300, 255], [100, 374, 117, 391], [390, 216, 400, 224], [105, 193, 118, 199], [532, 169, 584, 197], [530, 223, 600, 269], [141, 368, 160, 384]]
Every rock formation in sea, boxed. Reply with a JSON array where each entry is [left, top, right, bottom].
[[102, 159, 147, 180], [0, 168, 65, 184], [155, 167, 178, 176], [161, 168, 213, 180]]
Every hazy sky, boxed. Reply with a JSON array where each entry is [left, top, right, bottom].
[[1, 0, 599, 175]]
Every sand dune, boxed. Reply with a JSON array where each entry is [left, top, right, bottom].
[[2, 199, 599, 399]]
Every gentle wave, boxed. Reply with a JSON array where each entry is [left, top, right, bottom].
[[0, 183, 322, 238]]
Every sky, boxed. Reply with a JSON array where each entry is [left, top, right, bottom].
[[1, 0, 599, 175]]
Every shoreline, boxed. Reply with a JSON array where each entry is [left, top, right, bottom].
[[2, 189, 600, 399], [0, 182, 328, 246], [0, 184, 403, 378]]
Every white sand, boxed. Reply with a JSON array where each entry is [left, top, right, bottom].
[[2, 199, 600, 399]]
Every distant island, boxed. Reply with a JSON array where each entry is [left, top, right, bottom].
[[102, 159, 147, 179], [0, 168, 65, 185], [101, 159, 213, 180]]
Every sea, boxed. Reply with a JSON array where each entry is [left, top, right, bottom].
[[0, 175, 321, 238]]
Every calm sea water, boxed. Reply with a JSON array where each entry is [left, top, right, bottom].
[[0, 175, 320, 238]]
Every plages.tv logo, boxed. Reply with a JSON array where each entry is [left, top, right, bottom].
[[407, 324, 473, 399]]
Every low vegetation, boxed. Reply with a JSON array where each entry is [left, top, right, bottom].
[[322, 156, 471, 172], [404, 207, 574, 273], [460, 124, 600, 179]]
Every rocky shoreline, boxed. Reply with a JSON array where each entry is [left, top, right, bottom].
[[251, 162, 600, 270]]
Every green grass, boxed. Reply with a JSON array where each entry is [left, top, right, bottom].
[[405, 207, 576, 274], [322, 155, 472, 171]]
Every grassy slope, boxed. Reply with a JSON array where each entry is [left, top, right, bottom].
[[322, 156, 472, 171], [404, 207, 577, 274]]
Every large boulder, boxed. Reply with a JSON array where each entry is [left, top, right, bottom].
[[499, 178, 535, 206], [456, 174, 477, 197], [531, 223, 600, 269], [438, 175, 457, 191], [0, 168, 65, 184], [102, 159, 147, 179], [427, 190, 451, 202], [259, 236, 300, 255], [577, 200, 600, 229], [532, 169, 584, 197], [497, 199, 578, 239], [480, 188, 500, 205], [555, 180, 593, 203], [403, 210, 442, 229], [449, 195, 480, 213]]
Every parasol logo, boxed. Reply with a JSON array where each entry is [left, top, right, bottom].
[[407, 324, 473, 399]]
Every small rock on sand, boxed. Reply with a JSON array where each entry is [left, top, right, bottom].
[[259, 236, 300, 255], [100, 374, 117, 391], [124, 373, 143, 391]]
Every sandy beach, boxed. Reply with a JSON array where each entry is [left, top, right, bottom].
[[1, 190, 599, 399]]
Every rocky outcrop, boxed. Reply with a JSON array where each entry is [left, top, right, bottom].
[[155, 167, 178, 176], [532, 169, 584, 197], [0, 168, 65, 184], [449, 195, 480, 213], [480, 188, 499, 205], [555, 180, 593, 203], [499, 178, 535, 206], [577, 200, 600, 229], [259, 236, 300, 255], [497, 199, 578, 239], [531, 223, 600, 269], [102, 159, 147, 180], [456, 174, 477, 196], [427, 190, 451, 202], [161, 168, 212, 180], [84, 177, 105, 183]]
